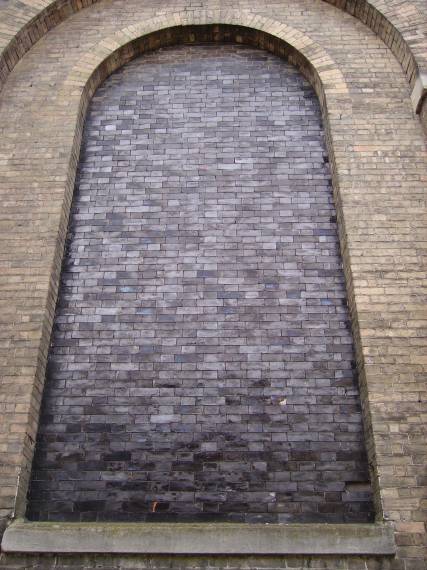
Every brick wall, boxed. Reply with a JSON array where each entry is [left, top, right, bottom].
[[0, 0, 426, 568], [27, 44, 373, 524]]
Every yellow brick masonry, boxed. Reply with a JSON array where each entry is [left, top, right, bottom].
[[0, 0, 426, 568], [0, 0, 426, 101]]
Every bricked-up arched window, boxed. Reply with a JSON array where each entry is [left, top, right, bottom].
[[28, 43, 374, 524]]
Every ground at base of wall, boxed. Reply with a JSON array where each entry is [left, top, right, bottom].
[[0, 553, 408, 570]]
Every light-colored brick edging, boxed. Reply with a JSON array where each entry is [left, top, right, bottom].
[[0, 0, 426, 111], [0, 0, 426, 567], [0, 1, 425, 127]]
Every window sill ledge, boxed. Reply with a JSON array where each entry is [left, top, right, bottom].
[[1, 520, 396, 556]]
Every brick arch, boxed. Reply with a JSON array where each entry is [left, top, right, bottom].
[[0, 0, 425, 112], [0, 2, 425, 567], [27, 39, 376, 525], [59, 11, 357, 316], [0, 0, 425, 565], [58, 14, 358, 395], [13, 13, 384, 523]]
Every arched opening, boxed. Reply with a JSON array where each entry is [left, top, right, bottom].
[[27, 37, 374, 524]]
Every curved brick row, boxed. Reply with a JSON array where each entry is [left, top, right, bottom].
[[0, 0, 426, 104], [0, 0, 425, 128]]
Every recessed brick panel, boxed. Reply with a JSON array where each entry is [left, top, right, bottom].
[[27, 44, 374, 523]]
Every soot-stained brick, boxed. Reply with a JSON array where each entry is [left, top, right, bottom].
[[27, 44, 374, 523]]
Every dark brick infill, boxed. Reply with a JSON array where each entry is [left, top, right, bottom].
[[27, 44, 374, 524]]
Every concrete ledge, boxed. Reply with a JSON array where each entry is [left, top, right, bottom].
[[1, 520, 396, 556], [411, 72, 427, 113]]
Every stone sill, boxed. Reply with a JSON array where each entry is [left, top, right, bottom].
[[1, 520, 395, 556]]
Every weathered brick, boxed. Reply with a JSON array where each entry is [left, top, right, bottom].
[[0, 0, 425, 569], [22, 42, 373, 524]]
